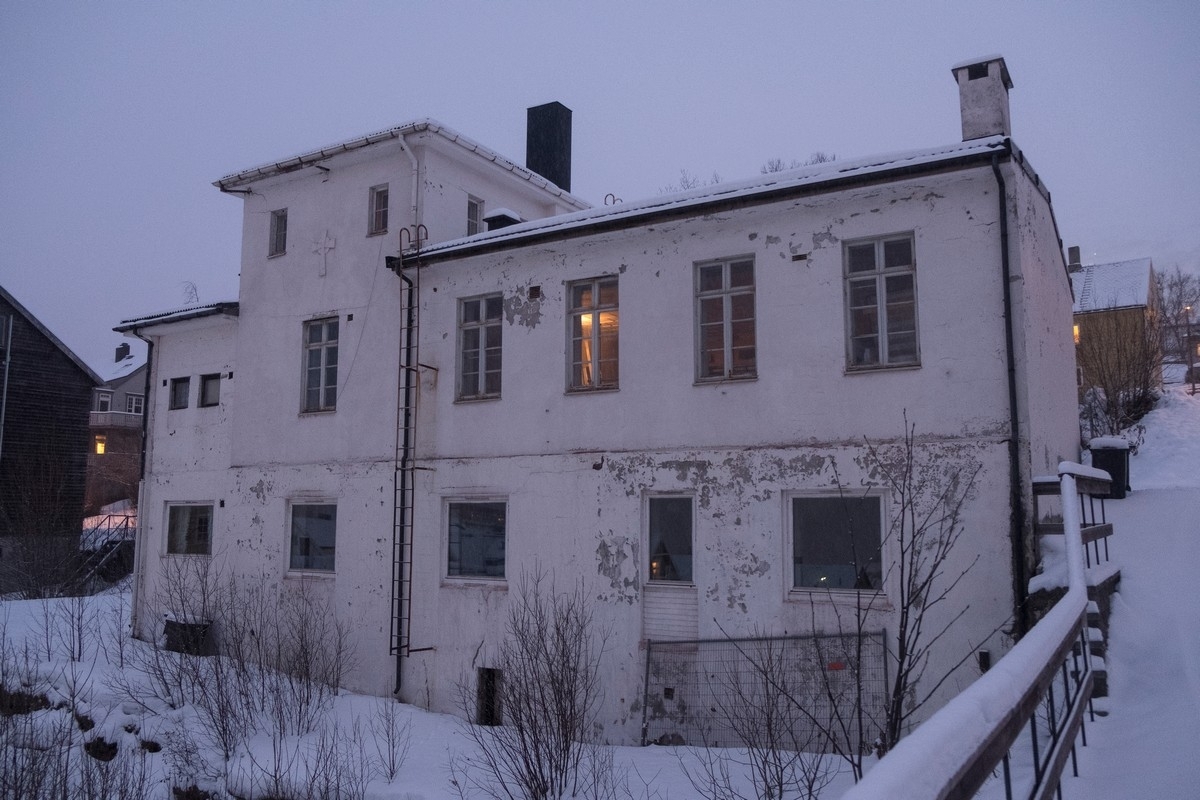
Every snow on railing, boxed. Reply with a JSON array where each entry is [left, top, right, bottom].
[[842, 464, 1096, 800]]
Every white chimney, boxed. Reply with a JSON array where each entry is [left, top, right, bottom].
[[951, 56, 1013, 141]]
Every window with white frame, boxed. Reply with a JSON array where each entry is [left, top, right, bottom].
[[791, 494, 882, 591], [289, 503, 336, 572], [167, 504, 213, 555], [648, 496, 693, 582], [169, 377, 189, 410], [696, 257, 756, 380], [126, 394, 144, 415], [269, 208, 288, 257], [568, 277, 619, 390], [303, 318, 338, 412], [368, 184, 389, 235], [845, 234, 919, 368], [447, 501, 506, 578], [467, 196, 484, 236], [199, 374, 221, 407], [96, 391, 113, 412], [458, 295, 503, 399]]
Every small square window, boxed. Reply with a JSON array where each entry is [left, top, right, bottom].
[[169, 377, 190, 409], [791, 495, 882, 591], [648, 496, 693, 582], [369, 184, 389, 235], [290, 503, 337, 572], [269, 208, 288, 257], [448, 501, 506, 578], [199, 374, 221, 407], [167, 504, 213, 555]]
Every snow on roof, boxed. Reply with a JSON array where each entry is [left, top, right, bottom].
[[408, 136, 1011, 264], [114, 301, 239, 332], [1070, 258, 1154, 313], [214, 118, 589, 210], [103, 353, 144, 384]]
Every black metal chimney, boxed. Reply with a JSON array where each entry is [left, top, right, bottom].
[[526, 101, 572, 192], [115, 342, 131, 362]]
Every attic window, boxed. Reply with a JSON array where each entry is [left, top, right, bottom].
[[967, 63, 988, 81]]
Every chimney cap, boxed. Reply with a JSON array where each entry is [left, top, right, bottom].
[[951, 55, 1013, 89]]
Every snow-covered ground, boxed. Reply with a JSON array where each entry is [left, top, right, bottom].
[[1, 386, 1196, 799]]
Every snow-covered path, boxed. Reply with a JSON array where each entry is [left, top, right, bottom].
[[1059, 487, 1200, 797]]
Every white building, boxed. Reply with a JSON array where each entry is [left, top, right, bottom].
[[118, 107, 588, 697], [123, 58, 1080, 746]]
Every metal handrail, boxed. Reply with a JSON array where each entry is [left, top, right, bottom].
[[841, 464, 1096, 800]]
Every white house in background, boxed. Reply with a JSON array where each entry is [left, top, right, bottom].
[[117, 106, 588, 696], [390, 56, 1079, 743]]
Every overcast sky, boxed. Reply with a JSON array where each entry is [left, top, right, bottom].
[[2, 1, 1197, 376]]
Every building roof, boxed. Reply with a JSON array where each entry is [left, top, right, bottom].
[[1070, 258, 1155, 314], [0, 284, 102, 385], [403, 135, 1017, 266], [103, 353, 145, 384], [114, 301, 240, 333], [213, 118, 590, 210]]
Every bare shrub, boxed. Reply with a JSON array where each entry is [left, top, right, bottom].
[[370, 699, 412, 782], [1077, 305, 1161, 436], [450, 571, 609, 800]]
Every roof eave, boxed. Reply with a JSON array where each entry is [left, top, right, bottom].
[[114, 302, 240, 333]]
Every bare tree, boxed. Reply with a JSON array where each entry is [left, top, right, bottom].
[[1076, 305, 1162, 435], [1156, 265, 1200, 364], [659, 169, 722, 195], [761, 153, 837, 173], [450, 571, 611, 800]]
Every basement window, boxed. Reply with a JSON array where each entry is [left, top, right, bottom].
[[647, 496, 693, 582], [167, 504, 213, 555], [447, 501, 506, 579], [477, 667, 502, 726], [790, 494, 882, 591]]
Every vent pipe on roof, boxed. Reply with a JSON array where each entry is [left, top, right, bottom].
[[526, 101, 572, 192], [952, 56, 1013, 141]]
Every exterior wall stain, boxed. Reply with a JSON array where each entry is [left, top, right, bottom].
[[812, 226, 839, 250], [595, 535, 639, 605], [502, 289, 544, 328]]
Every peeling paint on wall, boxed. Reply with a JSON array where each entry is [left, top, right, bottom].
[[504, 289, 543, 328], [595, 535, 639, 605]]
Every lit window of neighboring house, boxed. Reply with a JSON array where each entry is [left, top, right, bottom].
[[845, 235, 919, 368], [126, 394, 144, 415], [94, 434, 106, 455], [790, 494, 882, 591], [167, 504, 213, 555], [169, 377, 190, 409], [458, 295, 502, 400], [369, 184, 389, 235], [648, 496, 693, 582], [269, 208, 288, 257], [696, 257, 756, 381], [447, 501, 506, 579], [96, 392, 113, 412], [467, 196, 484, 236], [289, 503, 337, 572], [568, 277, 619, 390], [303, 318, 339, 412], [199, 374, 221, 407]]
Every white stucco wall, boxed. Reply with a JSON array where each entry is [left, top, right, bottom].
[[398, 165, 1065, 741]]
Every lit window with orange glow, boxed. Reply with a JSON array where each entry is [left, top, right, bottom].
[[94, 435, 106, 455], [1073, 324, 1080, 345], [568, 277, 618, 390]]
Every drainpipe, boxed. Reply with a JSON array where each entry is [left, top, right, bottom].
[[991, 151, 1030, 636], [393, 268, 417, 694], [399, 135, 420, 230], [127, 330, 153, 634]]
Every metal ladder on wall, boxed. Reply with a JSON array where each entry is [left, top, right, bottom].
[[390, 226, 426, 659]]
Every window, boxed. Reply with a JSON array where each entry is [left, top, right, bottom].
[[199, 374, 221, 407], [569, 277, 619, 390], [269, 208, 288, 257], [648, 496, 693, 582], [467, 196, 484, 236], [696, 257, 756, 380], [448, 501, 506, 578], [96, 391, 113, 412], [368, 184, 389, 235], [126, 394, 144, 415], [167, 504, 213, 555], [169, 377, 190, 409], [458, 295, 503, 399], [94, 434, 106, 455], [791, 495, 882, 591], [290, 503, 336, 572], [845, 235, 919, 368], [477, 667, 502, 725], [303, 318, 339, 412]]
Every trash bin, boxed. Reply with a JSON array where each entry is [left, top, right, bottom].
[[163, 618, 212, 655], [1089, 437, 1130, 499]]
